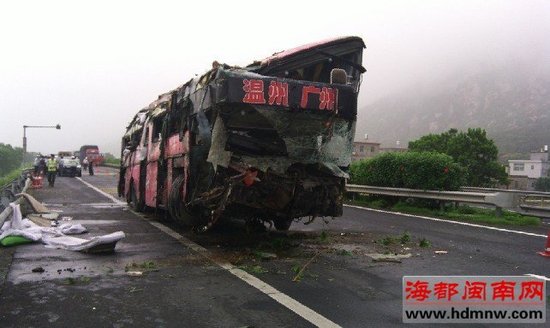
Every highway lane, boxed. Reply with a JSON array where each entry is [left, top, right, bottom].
[[269, 205, 550, 326], [0, 172, 317, 328], [93, 166, 550, 326], [1, 166, 548, 327]]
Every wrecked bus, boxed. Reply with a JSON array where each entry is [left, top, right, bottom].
[[118, 36, 365, 231]]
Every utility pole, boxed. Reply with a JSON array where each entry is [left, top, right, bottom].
[[22, 124, 61, 158]]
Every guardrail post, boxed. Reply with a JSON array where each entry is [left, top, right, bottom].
[[495, 206, 502, 217]]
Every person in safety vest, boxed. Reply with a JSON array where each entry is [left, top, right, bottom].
[[46, 154, 58, 187]]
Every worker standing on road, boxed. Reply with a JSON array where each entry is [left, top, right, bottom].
[[46, 154, 57, 187], [88, 159, 94, 176]]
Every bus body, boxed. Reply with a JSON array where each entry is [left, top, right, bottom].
[[119, 36, 365, 231]]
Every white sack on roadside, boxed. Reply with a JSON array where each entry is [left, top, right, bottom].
[[42, 231, 125, 251], [0, 203, 124, 252], [59, 223, 87, 235]]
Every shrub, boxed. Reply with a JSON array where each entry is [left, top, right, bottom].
[[534, 177, 550, 192], [349, 151, 464, 190]]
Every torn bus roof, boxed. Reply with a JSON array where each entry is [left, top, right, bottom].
[[247, 36, 366, 75]]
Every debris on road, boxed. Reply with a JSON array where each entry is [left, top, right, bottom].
[[59, 223, 87, 234], [254, 251, 277, 261], [293, 252, 321, 282], [43, 232, 125, 253], [31, 267, 45, 273], [365, 253, 412, 263], [0, 235, 33, 246], [1, 203, 124, 253], [434, 250, 448, 254], [15, 192, 49, 213]]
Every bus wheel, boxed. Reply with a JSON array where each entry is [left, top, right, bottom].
[[168, 175, 197, 226], [274, 218, 293, 231]]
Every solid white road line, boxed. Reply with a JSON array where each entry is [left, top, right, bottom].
[[78, 177, 341, 328], [148, 221, 341, 328], [76, 177, 126, 205], [345, 204, 547, 238]]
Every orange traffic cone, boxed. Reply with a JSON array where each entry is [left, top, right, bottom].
[[31, 173, 43, 189], [538, 230, 550, 257]]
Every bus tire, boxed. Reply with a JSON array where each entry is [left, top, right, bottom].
[[168, 174, 201, 227], [274, 218, 293, 231]]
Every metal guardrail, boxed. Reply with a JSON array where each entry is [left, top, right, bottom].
[[346, 184, 550, 219], [460, 187, 550, 216], [0, 173, 32, 227], [1, 169, 32, 213], [461, 186, 550, 197]]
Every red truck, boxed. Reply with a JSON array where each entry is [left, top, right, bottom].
[[79, 145, 104, 166]]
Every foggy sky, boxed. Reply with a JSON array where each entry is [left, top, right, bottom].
[[1, 0, 548, 156]]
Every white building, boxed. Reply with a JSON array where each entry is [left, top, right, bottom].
[[352, 141, 380, 162], [508, 146, 549, 190]]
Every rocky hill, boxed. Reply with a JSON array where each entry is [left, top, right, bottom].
[[357, 65, 550, 158]]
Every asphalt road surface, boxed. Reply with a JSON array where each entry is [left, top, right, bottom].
[[1, 166, 549, 327]]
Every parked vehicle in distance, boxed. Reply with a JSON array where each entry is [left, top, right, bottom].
[[58, 151, 73, 158], [119, 36, 365, 231], [58, 158, 82, 177], [79, 145, 104, 166]]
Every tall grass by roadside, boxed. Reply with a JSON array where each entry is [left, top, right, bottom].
[[0, 167, 27, 188], [103, 157, 121, 166]]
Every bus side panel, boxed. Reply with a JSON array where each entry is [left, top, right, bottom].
[[165, 132, 190, 204], [162, 159, 173, 205], [148, 142, 161, 162], [165, 132, 189, 158], [123, 165, 133, 200], [130, 163, 141, 202], [182, 154, 189, 203], [145, 162, 158, 207]]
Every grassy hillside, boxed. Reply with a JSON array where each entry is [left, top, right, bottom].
[[358, 66, 550, 158]]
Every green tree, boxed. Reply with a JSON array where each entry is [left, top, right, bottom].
[[534, 177, 550, 192], [408, 128, 508, 187], [0, 143, 23, 176]]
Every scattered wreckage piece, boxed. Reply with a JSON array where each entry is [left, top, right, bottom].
[[118, 36, 366, 231], [1, 203, 124, 253], [15, 192, 50, 213]]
